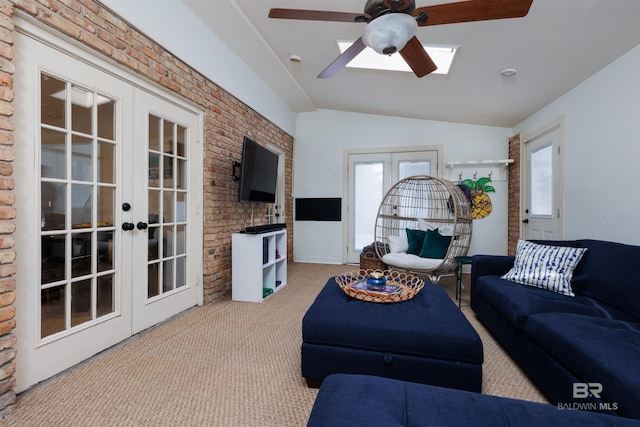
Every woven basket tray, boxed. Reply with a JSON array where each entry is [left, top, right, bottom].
[[335, 269, 424, 303], [360, 252, 387, 270]]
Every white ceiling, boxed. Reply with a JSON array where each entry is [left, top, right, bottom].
[[182, 0, 640, 128]]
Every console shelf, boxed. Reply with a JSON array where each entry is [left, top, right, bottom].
[[232, 229, 287, 302]]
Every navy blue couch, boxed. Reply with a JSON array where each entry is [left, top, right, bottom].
[[471, 239, 640, 420], [307, 374, 640, 426]]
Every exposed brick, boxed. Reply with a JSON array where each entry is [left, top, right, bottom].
[[0, 389, 15, 412], [0, 102, 12, 116], [0, 177, 10, 190], [0, 207, 13, 219], [0, 359, 15, 382], [0, 279, 15, 293], [0, 334, 15, 351], [0, 377, 16, 395], [0, 264, 15, 277], [0, 348, 15, 367], [0, 117, 12, 131], [0, 191, 13, 205], [0, 250, 14, 264], [0, 221, 14, 234], [10, 0, 39, 17], [0, 319, 15, 336], [41, 9, 81, 39], [35, 0, 57, 12], [0, 132, 11, 146], [0, 58, 13, 75], [0, 305, 13, 322]]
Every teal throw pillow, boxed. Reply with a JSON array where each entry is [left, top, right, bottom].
[[419, 228, 451, 259], [405, 228, 426, 255]]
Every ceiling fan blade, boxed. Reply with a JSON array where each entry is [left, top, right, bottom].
[[399, 37, 437, 78], [414, 0, 533, 26], [269, 8, 368, 23], [318, 38, 367, 79]]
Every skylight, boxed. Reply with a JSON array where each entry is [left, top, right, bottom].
[[337, 40, 458, 75]]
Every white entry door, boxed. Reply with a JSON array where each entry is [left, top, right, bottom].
[[522, 120, 564, 240], [13, 29, 201, 391], [346, 150, 438, 263]]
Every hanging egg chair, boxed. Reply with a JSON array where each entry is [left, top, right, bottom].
[[374, 175, 473, 282]]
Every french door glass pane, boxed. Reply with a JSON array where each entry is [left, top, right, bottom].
[[96, 274, 114, 317], [98, 141, 115, 183], [531, 144, 552, 216], [41, 128, 66, 179], [97, 100, 115, 140], [39, 73, 117, 339], [71, 135, 92, 181], [399, 160, 429, 179], [147, 116, 188, 298], [40, 74, 66, 128], [70, 279, 92, 327], [354, 162, 384, 250], [71, 85, 93, 134]]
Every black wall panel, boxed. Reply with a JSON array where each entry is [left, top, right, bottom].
[[295, 198, 341, 221]]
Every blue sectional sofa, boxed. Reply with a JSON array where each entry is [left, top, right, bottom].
[[307, 374, 640, 426], [471, 239, 640, 420]]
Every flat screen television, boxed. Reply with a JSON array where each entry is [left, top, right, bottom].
[[238, 136, 279, 203]]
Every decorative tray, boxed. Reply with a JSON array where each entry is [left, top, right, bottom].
[[335, 269, 424, 303]]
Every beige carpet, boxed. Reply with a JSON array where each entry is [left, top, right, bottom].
[[0, 263, 548, 426]]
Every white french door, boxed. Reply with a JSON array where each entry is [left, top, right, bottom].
[[346, 150, 438, 263], [14, 29, 201, 391], [131, 90, 199, 333], [522, 119, 564, 240]]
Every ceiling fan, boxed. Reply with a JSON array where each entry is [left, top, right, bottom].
[[269, 0, 533, 78]]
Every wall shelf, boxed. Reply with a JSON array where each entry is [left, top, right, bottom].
[[445, 159, 514, 182]]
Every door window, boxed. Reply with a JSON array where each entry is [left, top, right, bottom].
[[147, 116, 189, 298], [40, 73, 118, 339]]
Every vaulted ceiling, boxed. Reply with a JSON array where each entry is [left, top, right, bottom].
[[183, 0, 640, 127]]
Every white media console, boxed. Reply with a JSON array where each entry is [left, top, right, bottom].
[[232, 229, 287, 302]]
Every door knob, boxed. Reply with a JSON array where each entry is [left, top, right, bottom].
[[122, 222, 135, 231], [522, 218, 529, 224], [137, 221, 148, 230]]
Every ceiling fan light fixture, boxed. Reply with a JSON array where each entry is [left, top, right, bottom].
[[362, 13, 418, 55]]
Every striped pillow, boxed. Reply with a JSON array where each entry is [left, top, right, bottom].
[[501, 240, 587, 296]]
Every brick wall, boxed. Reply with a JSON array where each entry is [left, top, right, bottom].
[[0, 0, 295, 414], [0, 0, 16, 414], [507, 134, 521, 255]]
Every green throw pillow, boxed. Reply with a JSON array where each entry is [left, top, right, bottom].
[[405, 228, 426, 255], [419, 228, 451, 259]]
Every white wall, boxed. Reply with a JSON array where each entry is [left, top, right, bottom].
[[293, 109, 513, 263], [514, 43, 640, 245]]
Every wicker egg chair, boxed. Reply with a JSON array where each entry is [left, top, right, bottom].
[[374, 175, 473, 282]]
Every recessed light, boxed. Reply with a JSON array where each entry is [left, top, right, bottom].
[[289, 54, 302, 63], [501, 68, 517, 77]]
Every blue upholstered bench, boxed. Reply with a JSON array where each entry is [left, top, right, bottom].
[[307, 374, 640, 427], [301, 277, 483, 391]]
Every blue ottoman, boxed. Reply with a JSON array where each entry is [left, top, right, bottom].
[[307, 374, 640, 427], [302, 277, 483, 391]]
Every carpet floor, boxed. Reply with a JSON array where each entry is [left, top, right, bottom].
[[0, 263, 548, 426]]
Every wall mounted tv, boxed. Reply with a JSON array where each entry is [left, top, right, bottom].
[[238, 136, 279, 203]]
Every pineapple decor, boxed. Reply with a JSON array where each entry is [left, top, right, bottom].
[[462, 177, 495, 219]]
